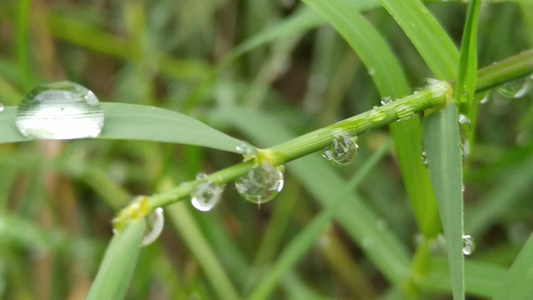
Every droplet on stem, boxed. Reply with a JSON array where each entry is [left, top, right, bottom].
[[235, 163, 284, 204], [323, 135, 358, 166], [497, 77, 531, 99], [142, 207, 164, 246], [191, 173, 225, 212], [462, 234, 475, 255], [15, 81, 104, 140], [395, 104, 415, 121], [235, 141, 257, 157], [380, 97, 393, 106]]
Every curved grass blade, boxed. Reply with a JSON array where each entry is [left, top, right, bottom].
[[0, 103, 244, 153], [86, 220, 145, 300], [423, 103, 465, 300], [378, 0, 459, 80], [493, 232, 533, 300], [303, 0, 441, 238]]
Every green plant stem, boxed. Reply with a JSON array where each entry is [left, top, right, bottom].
[[139, 49, 533, 214]]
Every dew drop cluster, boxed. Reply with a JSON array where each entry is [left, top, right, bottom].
[[323, 134, 358, 167], [191, 173, 225, 212], [235, 163, 284, 204], [15, 81, 104, 140]]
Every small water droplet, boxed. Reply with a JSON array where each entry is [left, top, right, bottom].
[[479, 93, 490, 104], [367, 108, 386, 123], [395, 104, 415, 121], [191, 173, 225, 212], [497, 77, 531, 99], [323, 135, 358, 166], [368, 68, 375, 76], [362, 238, 374, 249], [15, 81, 104, 140], [0, 103, 4, 112], [462, 234, 475, 255], [458, 114, 471, 126], [421, 150, 429, 168], [381, 97, 393, 106], [235, 164, 284, 204], [142, 207, 164, 246], [236, 141, 257, 156]]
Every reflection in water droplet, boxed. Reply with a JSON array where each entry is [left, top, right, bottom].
[[498, 77, 531, 99], [323, 135, 358, 166], [395, 104, 415, 121], [458, 114, 471, 162], [191, 173, 225, 212], [15, 81, 104, 140], [381, 97, 393, 106], [235, 164, 284, 204], [236, 141, 257, 157], [142, 207, 164, 246], [462, 234, 475, 255], [368, 108, 386, 123]]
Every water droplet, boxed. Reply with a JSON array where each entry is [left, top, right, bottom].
[[322, 135, 358, 166], [191, 173, 225, 212], [497, 77, 531, 98], [462, 234, 475, 255], [458, 114, 471, 126], [362, 238, 374, 249], [15, 81, 104, 140], [142, 207, 164, 246], [235, 164, 284, 204], [458, 114, 471, 162], [236, 141, 258, 158], [395, 104, 415, 121], [421, 150, 429, 168], [367, 108, 386, 123], [478, 92, 490, 104], [368, 68, 375, 76], [381, 97, 393, 106], [0, 103, 4, 112]]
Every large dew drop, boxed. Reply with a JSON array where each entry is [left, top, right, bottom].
[[323, 135, 358, 167], [191, 173, 225, 212], [15, 81, 104, 140], [235, 163, 284, 204], [462, 234, 475, 255], [142, 207, 164, 246], [497, 76, 531, 99]]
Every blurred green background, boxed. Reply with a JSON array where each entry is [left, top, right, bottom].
[[0, 0, 532, 299]]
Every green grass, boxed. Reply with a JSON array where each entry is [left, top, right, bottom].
[[0, 1, 532, 299]]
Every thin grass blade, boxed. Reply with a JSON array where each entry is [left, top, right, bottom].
[[302, 0, 441, 238], [87, 220, 145, 300], [493, 232, 533, 299], [423, 103, 465, 300], [0, 103, 244, 152]]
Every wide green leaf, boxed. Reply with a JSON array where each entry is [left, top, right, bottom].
[[0, 103, 244, 152]]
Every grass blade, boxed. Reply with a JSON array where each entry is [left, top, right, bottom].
[[493, 233, 533, 300], [0, 103, 244, 152], [378, 0, 459, 80], [166, 203, 241, 300], [303, 0, 441, 239], [423, 103, 465, 300], [87, 220, 145, 300]]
